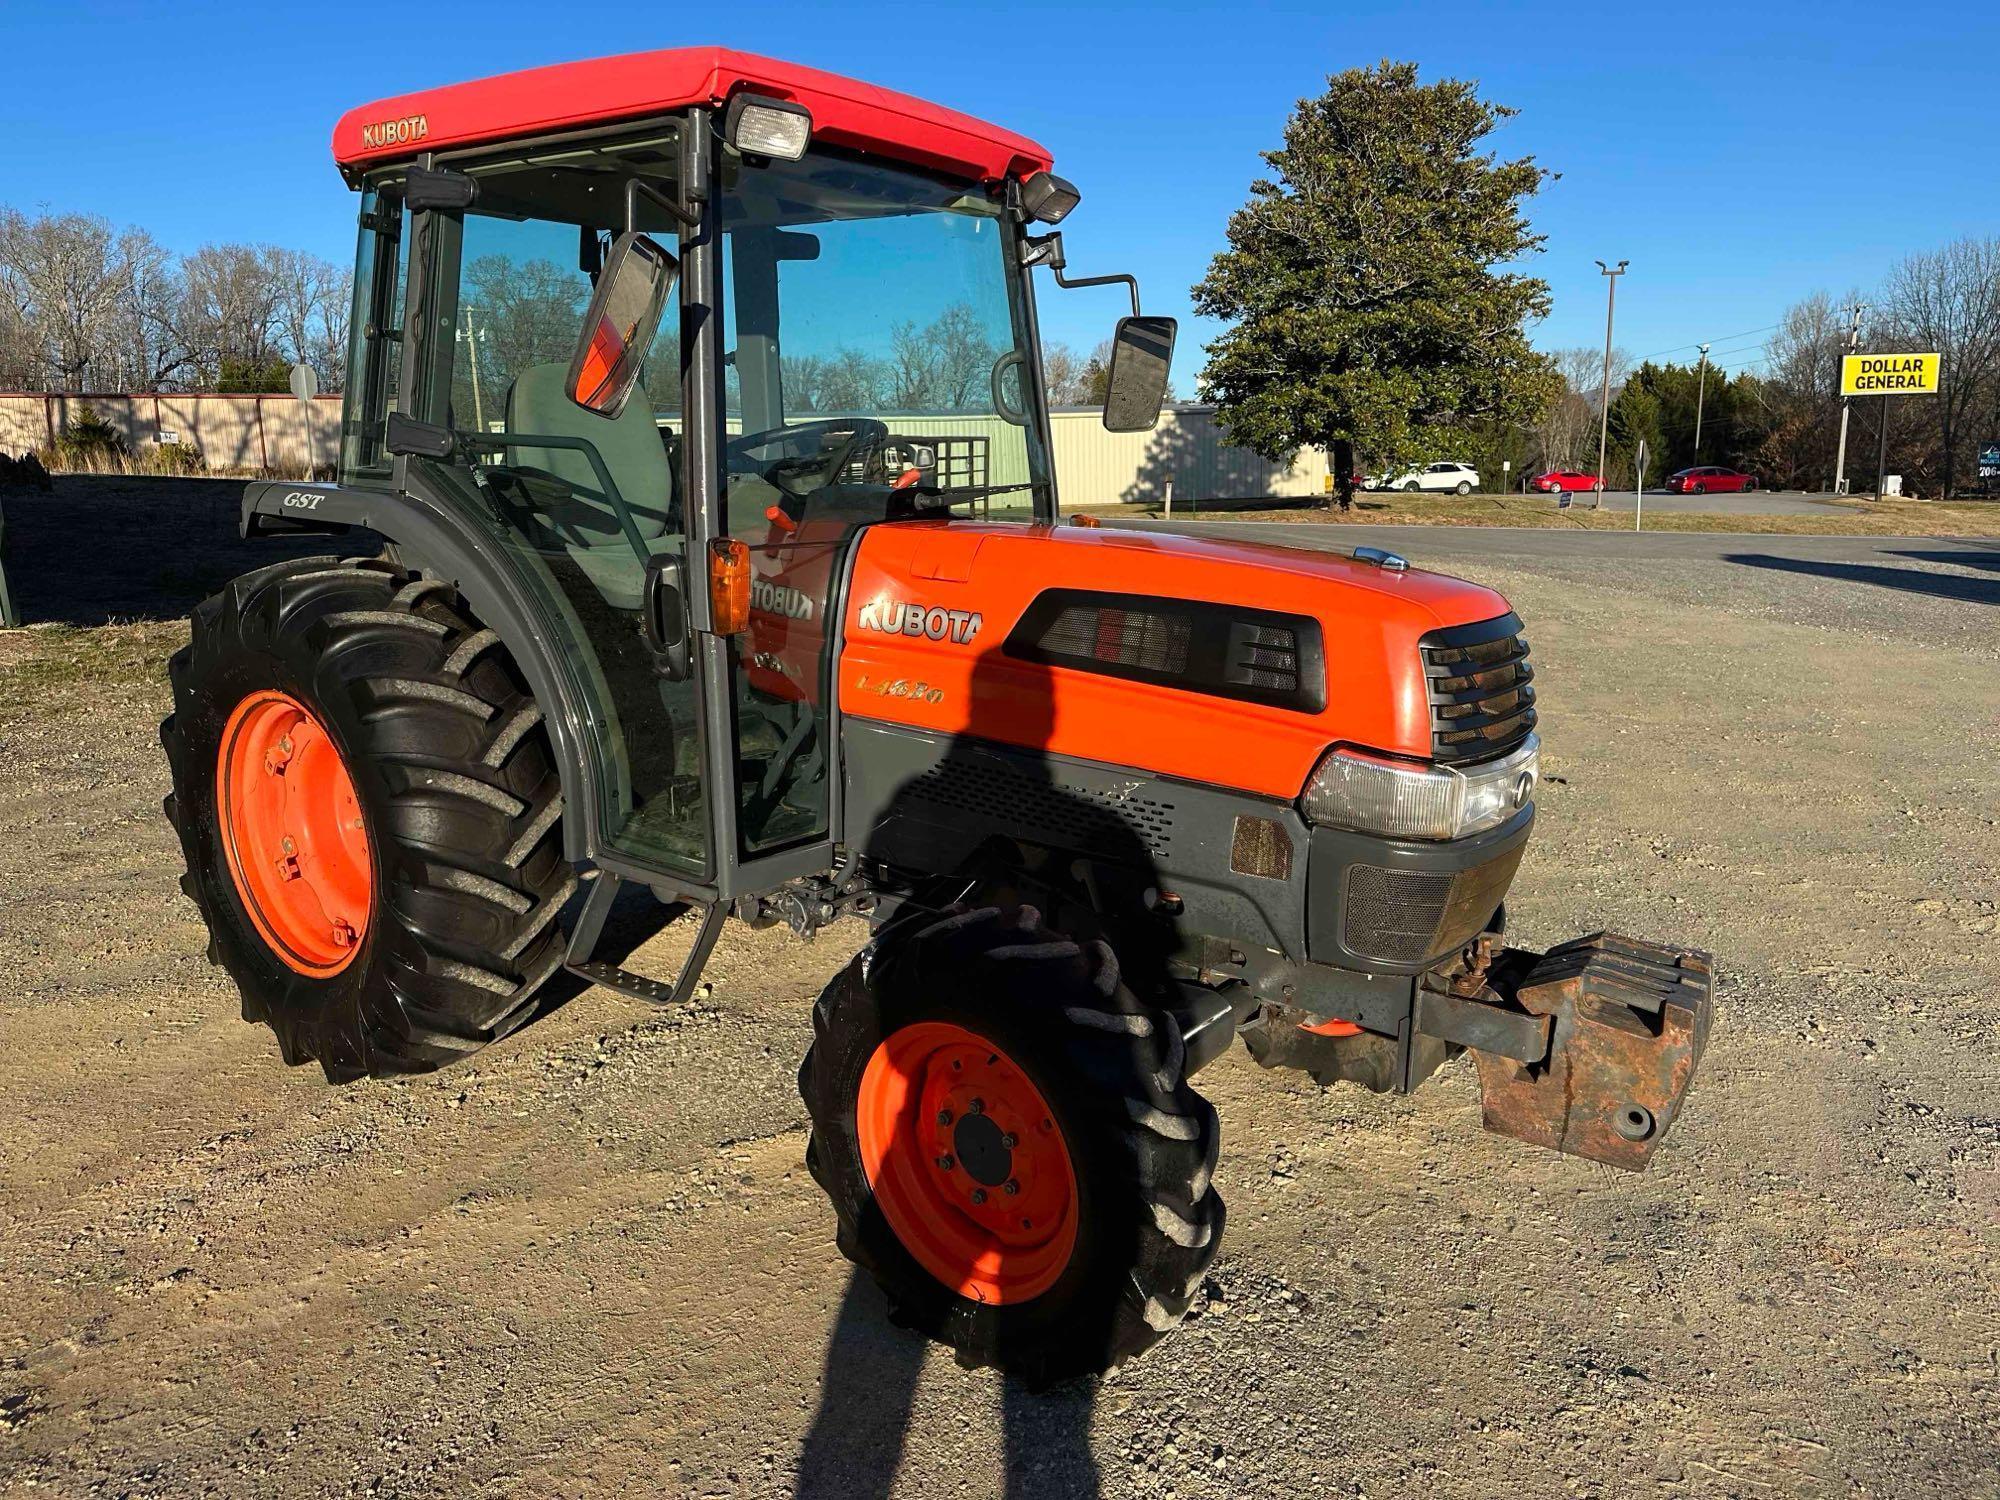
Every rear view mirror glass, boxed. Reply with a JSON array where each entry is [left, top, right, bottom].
[[1102, 315, 1176, 432], [568, 231, 678, 418]]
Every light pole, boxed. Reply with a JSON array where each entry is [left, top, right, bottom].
[[1693, 342, 1711, 459], [1594, 260, 1628, 507]]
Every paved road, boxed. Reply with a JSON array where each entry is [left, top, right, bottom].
[[1364, 487, 1852, 515]]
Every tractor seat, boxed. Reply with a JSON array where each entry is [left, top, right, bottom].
[[503, 362, 679, 610]]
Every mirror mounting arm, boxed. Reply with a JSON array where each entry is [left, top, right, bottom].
[[1055, 267, 1141, 319], [1024, 232, 1142, 317], [626, 176, 701, 234], [621, 112, 714, 236]]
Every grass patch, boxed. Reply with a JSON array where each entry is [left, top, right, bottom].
[[1070, 493, 2000, 536], [0, 621, 183, 717]]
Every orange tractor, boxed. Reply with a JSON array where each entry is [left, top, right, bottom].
[[162, 50, 1712, 1385]]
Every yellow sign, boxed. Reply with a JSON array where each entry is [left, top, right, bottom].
[[1841, 352, 1940, 396]]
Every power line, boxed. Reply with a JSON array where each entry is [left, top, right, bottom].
[[1634, 322, 1783, 363]]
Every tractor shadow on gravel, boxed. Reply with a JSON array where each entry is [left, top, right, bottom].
[[0, 476, 359, 627], [796, 646, 1185, 1498], [796, 1270, 1106, 1499], [1723, 550, 2000, 606]]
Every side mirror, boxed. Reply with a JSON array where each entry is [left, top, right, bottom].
[[1102, 315, 1177, 432], [568, 231, 678, 418]]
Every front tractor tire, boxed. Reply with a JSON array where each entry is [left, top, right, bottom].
[[162, 556, 574, 1082], [799, 903, 1224, 1386]]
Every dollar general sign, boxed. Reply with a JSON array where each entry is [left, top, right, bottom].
[[1841, 352, 1940, 396]]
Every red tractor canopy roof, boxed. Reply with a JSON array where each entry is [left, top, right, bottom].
[[333, 47, 1054, 184]]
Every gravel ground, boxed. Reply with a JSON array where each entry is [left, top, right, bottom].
[[1, 479, 1996, 1498]]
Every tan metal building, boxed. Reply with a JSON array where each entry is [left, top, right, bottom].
[[0, 394, 1329, 506]]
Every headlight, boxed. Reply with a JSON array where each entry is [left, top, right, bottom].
[[1300, 735, 1538, 841]]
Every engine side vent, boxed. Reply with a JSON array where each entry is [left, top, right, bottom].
[[1419, 612, 1536, 764], [1007, 589, 1325, 713], [903, 755, 1177, 859]]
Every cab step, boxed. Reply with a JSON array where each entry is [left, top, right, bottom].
[[562, 872, 726, 1007]]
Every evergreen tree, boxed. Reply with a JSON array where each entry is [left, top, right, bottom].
[[1193, 61, 1558, 509]]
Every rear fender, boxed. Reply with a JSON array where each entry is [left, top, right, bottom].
[[241, 478, 606, 863]]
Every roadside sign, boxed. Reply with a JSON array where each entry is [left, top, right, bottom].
[[1323, 473, 1335, 493], [1979, 442, 2000, 479], [288, 363, 319, 404], [1840, 352, 1939, 396]]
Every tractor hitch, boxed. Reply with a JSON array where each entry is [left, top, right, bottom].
[[1448, 932, 1714, 1171]]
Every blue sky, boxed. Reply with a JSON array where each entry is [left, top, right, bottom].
[[3, 0, 1994, 391]]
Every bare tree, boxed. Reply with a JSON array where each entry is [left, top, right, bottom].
[[176, 243, 286, 385], [1877, 235, 2000, 496], [107, 230, 194, 390], [1041, 340, 1089, 406], [1740, 291, 1858, 489], [818, 349, 884, 412], [0, 209, 159, 389], [1533, 345, 1606, 469], [932, 303, 994, 409], [270, 248, 351, 387], [886, 318, 942, 408]]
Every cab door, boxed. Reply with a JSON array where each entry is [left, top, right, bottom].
[[386, 169, 717, 883]]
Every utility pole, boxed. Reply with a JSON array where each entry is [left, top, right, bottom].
[[1832, 302, 1866, 494], [1693, 343, 1711, 459], [1594, 259, 1628, 508], [1874, 391, 1891, 499]]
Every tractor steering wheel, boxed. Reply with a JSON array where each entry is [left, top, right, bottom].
[[727, 418, 890, 499]]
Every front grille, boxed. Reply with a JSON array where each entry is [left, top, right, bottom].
[[1343, 842, 1526, 964], [1419, 612, 1536, 764]]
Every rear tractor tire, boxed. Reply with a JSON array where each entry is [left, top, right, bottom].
[[798, 902, 1224, 1386], [161, 555, 574, 1082]]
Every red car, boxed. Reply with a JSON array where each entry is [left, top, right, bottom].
[[1666, 465, 1758, 495], [1531, 469, 1601, 493]]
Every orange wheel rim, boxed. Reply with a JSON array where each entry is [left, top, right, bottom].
[[856, 1021, 1078, 1305], [215, 691, 372, 976]]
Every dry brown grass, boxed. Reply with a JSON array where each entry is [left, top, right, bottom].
[[33, 445, 283, 480]]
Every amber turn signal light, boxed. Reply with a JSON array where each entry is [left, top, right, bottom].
[[709, 537, 751, 634]]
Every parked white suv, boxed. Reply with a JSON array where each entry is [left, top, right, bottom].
[[1368, 461, 1480, 494]]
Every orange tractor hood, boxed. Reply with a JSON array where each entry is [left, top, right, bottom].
[[838, 522, 1515, 803]]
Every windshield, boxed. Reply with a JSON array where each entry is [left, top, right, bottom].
[[719, 149, 1052, 528]]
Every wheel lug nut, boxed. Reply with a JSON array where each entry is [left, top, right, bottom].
[[970, 1189, 987, 1205], [936, 1154, 954, 1171], [281, 836, 296, 854], [968, 1098, 984, 1115], [1003, 1179, 1019, 1196], [1000, 1133, 1017, 1149], [936, 1109, 952, 1126]]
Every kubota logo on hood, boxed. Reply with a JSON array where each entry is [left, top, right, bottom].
[[856, 597, 982, 644]]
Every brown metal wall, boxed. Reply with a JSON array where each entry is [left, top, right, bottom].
[[0, 395, 1326, 502], [0, 393, 342, 476]]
